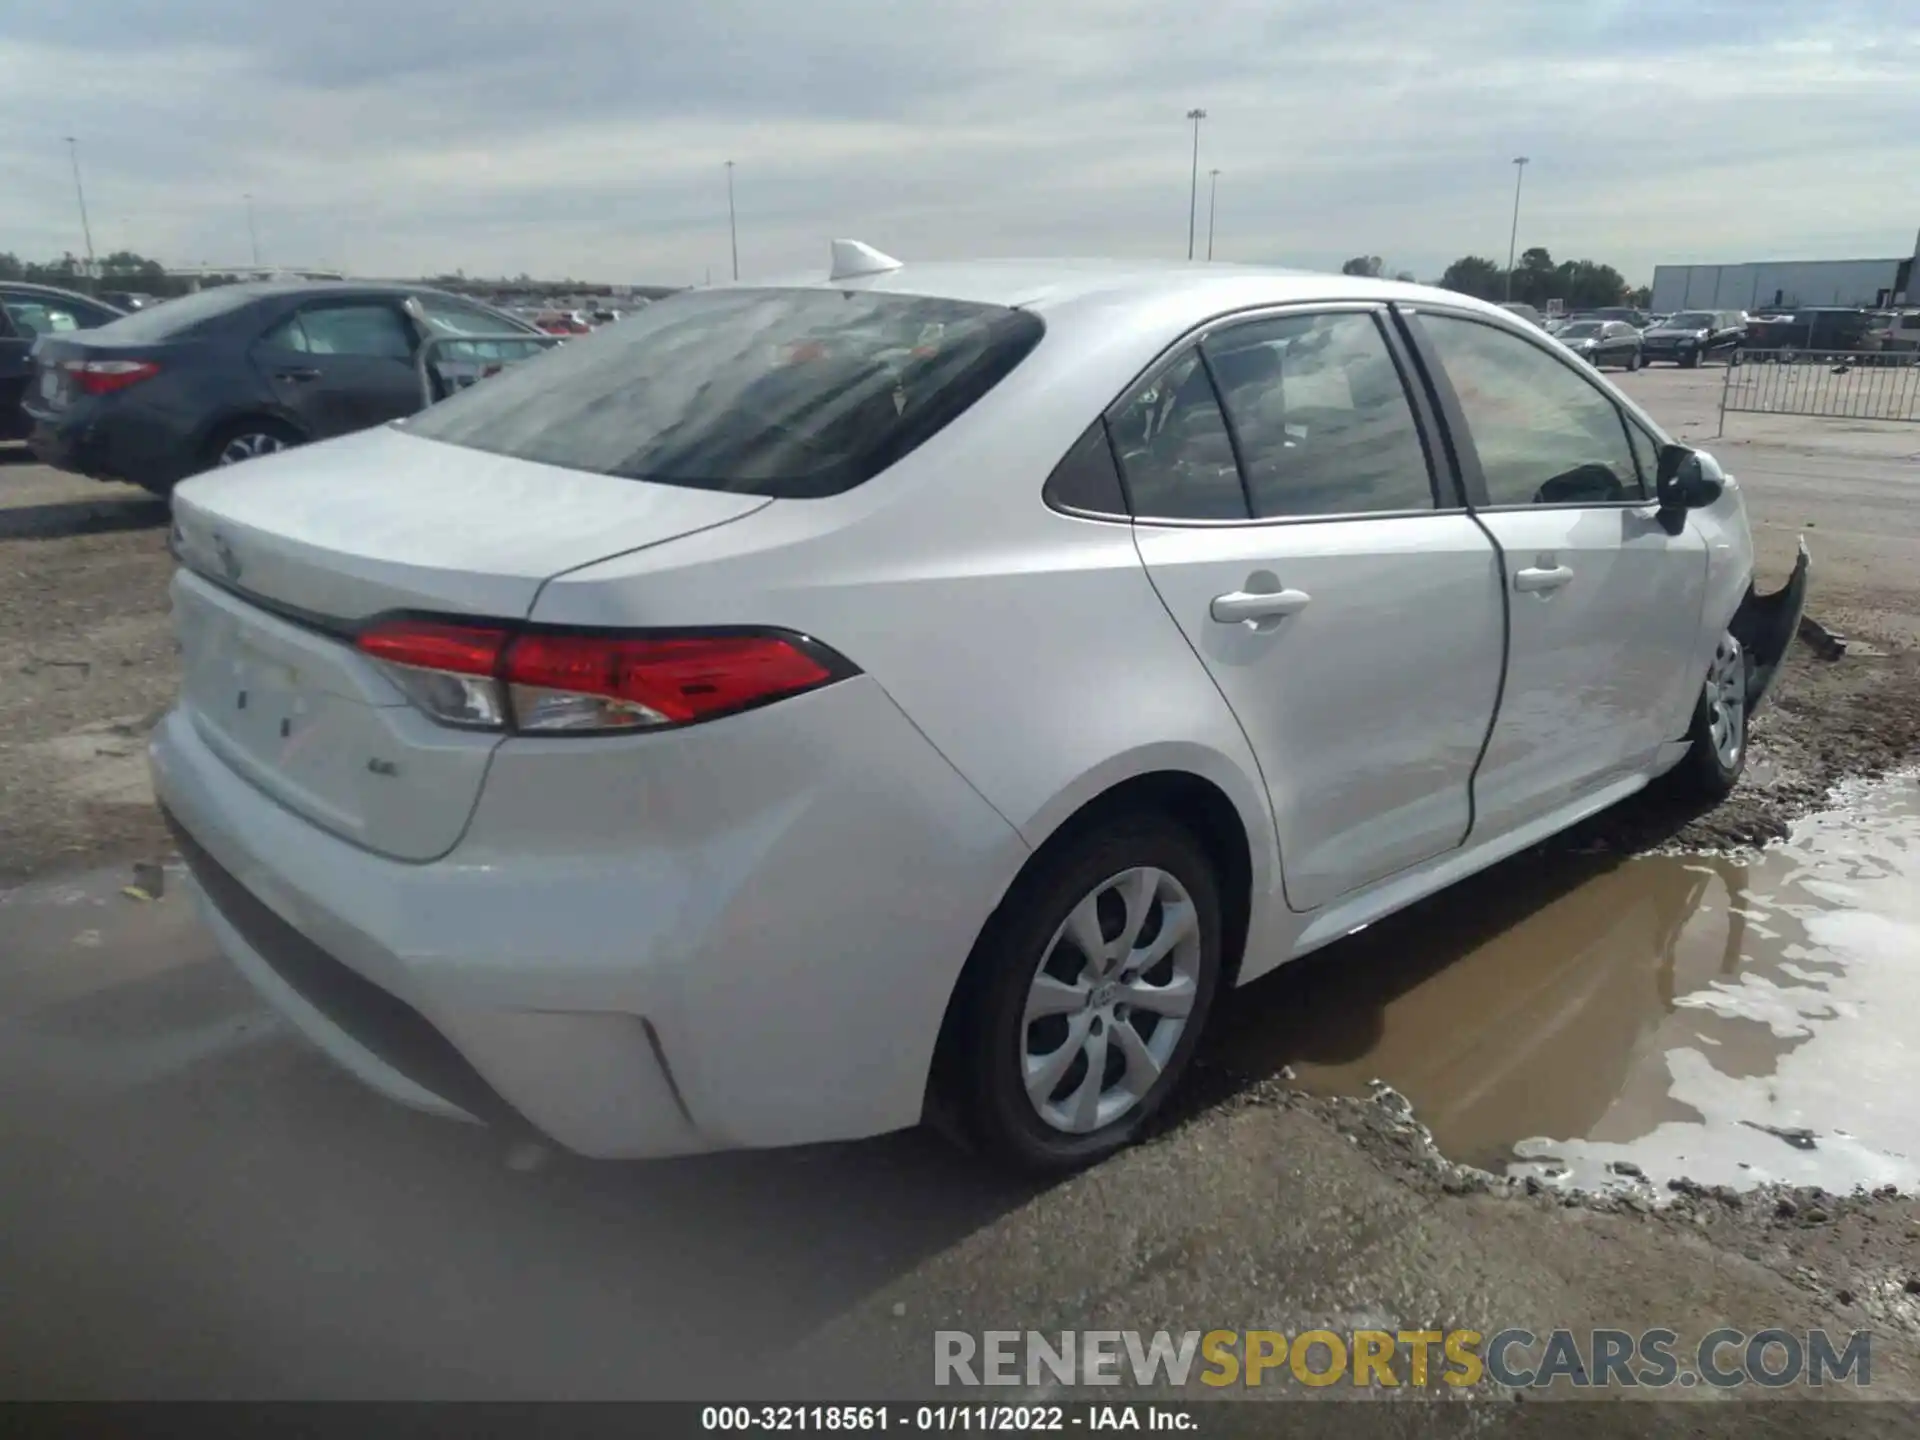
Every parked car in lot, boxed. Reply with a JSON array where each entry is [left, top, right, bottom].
[[1580, 306, 1652, 331], [1552, 318, 1643, 370], [1739, 308, 1874, 360], [1497, 302, 1546, 328], [1639, 309, 1746, 367], [153, 253, 1807, 1172], [534, 310, 592, 335], [23, 280, 542, 494], [1, 282, 125, 440], [1880, 310, 1920, 357]]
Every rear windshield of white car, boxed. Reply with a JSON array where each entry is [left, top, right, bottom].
[[405, 288, 1046, 498]]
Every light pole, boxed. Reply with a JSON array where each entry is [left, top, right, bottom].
[[244, 193, 261, 268], [725, 160, 739, 282], [63, 137, 96, 282], [1206, 168, 1221, 262], [1185, 108, 1207, 260], [1504, 156, 1529, 301]]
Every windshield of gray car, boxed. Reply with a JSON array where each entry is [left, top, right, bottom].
[[405, 287, 1046, 498], [1558, 322, 1602, 338], [1669, 312, 1715, 329]]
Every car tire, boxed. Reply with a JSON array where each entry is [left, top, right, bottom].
[[944, 814, 1223, 1174], [203, 417, 303, 474], [1681, 351, 1701, 369], [1625, 350, 1642, 372], [1663, 631, 1751, 802]]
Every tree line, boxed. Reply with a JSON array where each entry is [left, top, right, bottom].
[[1, 251, 676, 302], [1343, 248, 1651, 310], [0, 250, 204, 298], [10, 244, 1648, 311]]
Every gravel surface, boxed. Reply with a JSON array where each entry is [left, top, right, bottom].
[[0, 458, 173, 881]]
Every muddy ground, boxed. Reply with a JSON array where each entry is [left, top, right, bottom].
[[2, 371, 1919, 1419]]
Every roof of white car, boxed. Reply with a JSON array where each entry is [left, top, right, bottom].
[[749, 255, 1490, 323]]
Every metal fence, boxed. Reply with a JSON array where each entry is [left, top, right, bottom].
[[415, 332, 564, 408], [1719, 348, 1920, 432]]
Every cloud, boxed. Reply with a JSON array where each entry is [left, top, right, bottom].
[[2, 0, 1917, 285]]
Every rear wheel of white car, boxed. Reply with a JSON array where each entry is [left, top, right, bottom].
[[951, 817, 1222, 1173], [1667, 631, 1750, 801]]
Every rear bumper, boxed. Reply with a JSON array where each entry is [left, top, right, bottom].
[[26, 406, 194, 488], [150, 676, 1027, 1159]]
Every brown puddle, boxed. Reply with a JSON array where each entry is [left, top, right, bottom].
[[1213, 773, 1920, 1192]]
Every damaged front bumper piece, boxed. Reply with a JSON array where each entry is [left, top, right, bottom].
[[1732, 536, 1812, 712]]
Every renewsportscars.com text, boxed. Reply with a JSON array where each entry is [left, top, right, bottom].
[[934, 1327, 1872, 1390]]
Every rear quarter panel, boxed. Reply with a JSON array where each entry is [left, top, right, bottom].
[[528, 316, 1289, 974]]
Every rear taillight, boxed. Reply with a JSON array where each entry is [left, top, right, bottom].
[[357, 621, 512, 729], [66, 359, 162, 396], [354, 619, 852, 734]]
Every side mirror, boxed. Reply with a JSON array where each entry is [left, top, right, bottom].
[[1654, 445, 1722, 531]]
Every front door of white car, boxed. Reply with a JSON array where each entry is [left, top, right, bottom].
[[1123, 307, 1506, 913], [1402, 308, 1708, 835]]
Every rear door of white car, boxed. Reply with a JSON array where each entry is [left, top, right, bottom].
[[1398, 305, 1707, 835], [1124, 305, 1505, 913]]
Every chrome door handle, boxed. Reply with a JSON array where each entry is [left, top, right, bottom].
[[1210, 588, 1312, 624], [1513, 564, 1574, 593]]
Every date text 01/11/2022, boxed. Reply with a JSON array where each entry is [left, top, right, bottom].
[[700, 1406, 1196, 1431]]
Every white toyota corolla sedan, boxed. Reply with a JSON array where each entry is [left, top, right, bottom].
[[153, 244, 1807, 1171]]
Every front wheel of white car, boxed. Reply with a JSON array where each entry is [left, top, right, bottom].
[[948, 817, 1223, 1173], [1667, 631, 1751, 801]]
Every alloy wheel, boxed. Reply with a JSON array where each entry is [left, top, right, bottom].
[[1020, 867, 1202, 1134], [217, 432, 289, 466]]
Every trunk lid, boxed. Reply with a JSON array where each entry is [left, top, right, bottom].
[[169, 425, 771, 860], [171, 425, 771, 621]]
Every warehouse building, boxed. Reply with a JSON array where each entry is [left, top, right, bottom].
[[1650, 235, 1919, 313]]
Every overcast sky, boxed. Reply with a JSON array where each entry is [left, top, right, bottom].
[[4, 1, 1917, 287]]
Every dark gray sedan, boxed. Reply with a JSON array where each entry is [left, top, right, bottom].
[[1554, 319, 1643, 371], [23, 281, 544, 494]]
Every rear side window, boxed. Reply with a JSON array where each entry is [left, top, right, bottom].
[[1042, 423, 1128, 516], [1202, 311, 1434, 518], [405, 288, 1045, 498], [1107, 350, 1248, 520]]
